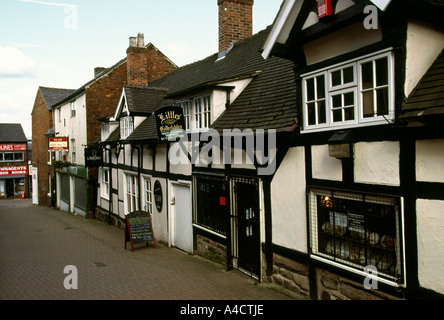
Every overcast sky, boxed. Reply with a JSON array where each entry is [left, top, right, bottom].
[[0, 0, 283, 138]]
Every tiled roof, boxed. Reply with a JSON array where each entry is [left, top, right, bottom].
[[39, 87, 76, 110], [125, 116, 158, 142], [117, 27, 298, 143], [211, 54, 297, 132], [400, 50, 444, 125], [0, 123, 27, 143], [124, 86, 168, 115], [152, 27, 297, 132]]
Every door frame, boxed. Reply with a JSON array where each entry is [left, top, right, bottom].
[[168, 180, 193, 253], [230, 176, 262, 279]]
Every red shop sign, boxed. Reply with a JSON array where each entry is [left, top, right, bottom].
[[318, 0, 333, 19], [0, 166, 27, 176], [0, 144, 26, 151]]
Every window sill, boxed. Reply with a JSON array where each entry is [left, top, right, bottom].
[[302, 118, 394, 134]]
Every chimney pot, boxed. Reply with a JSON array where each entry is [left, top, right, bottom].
[[137, 33, 145, 47], [129, 36, 137, 47]]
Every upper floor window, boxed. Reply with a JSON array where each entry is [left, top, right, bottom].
[[0, 152, 24, 162], [194, 95, 211, 130], [57, 108, 61, 122], [120, 116, 134, 139], [302, 49, 394, 132], [101, 122, 110, 141], [176, 94, 212, 132], [70, 101, 76, 117], [177, 100, 191, 131]]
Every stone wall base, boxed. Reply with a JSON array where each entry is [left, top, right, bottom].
[[196, 234, 227, 267]]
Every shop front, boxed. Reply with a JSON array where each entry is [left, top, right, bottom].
[[0, 166, 27, 199]]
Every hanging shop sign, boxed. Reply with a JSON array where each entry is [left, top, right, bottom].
[[318, 0, 333, 19], [49, 137, 69, 151], [84, 147, 103, 167], [0, 166, 27, 176], [154, 106, 186, 142], [0, 144, 26, 151]]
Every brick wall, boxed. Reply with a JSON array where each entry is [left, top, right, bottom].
[[31, 89, 53, 205], [218, 0, 253, 52]]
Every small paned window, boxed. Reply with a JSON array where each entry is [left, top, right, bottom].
[[302, 50, 394, 132], [309, 188, 404, 284]]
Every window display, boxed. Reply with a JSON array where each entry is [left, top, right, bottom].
[[309, 188, 403, 282]]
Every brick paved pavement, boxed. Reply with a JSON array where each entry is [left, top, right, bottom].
[[0, 199, 296, 303]]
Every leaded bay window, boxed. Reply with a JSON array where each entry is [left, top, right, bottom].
[[308, 188, 404, 284], [302, 49, 394, 132]]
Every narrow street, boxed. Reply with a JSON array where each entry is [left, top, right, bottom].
[[0, 199, 295, 305]]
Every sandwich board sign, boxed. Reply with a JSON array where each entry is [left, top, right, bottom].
[[125, 211, 156, 252]]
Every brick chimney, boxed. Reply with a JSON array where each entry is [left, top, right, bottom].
[[126, 33, 149, 87], [218, 0, 253, 52]]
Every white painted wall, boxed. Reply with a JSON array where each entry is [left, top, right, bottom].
[[416, 139, 444, 183], [405, 19, 444, 97], [54, 94, 87, 166], [271, 147, 307, 253], [312, 145, 343, 181], [417, 199, 444, 295], [303, 22, 382, 66], [212, 79, 253, 121], [354, 141, 400, 186]]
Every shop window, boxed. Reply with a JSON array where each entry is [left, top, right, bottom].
[[195, 176, 228, 235], [302, 49, 394, 132], [308, 188, 404, 284]]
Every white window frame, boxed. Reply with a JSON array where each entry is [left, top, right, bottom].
[[302, 49, 395, 133], [101, 168, 110, 199], [177, 100, 191, 131], [194, 94, 212, 131], [70, 101, 76, 118], [120, 116, 134, 140], [142, 175, 153, 215], [124, 172, 139, 214]]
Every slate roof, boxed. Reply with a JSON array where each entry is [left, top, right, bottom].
[[39, 86, 76, 110], [125, 27, 297, 141], [400, 50, 444, 126], [0, 124, 27, 143], [124, 86, 169, 115], [211, 51, 297, 132], [125, 116, 158, 142]]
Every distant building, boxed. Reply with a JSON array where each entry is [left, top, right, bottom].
[[0, 124, 29, 199], [31, 87, 76, 206]]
